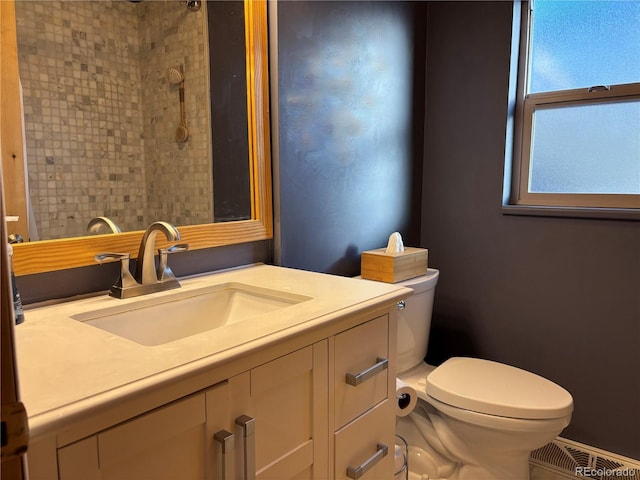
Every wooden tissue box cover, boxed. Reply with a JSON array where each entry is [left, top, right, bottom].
[[361, 247, 428, 283]]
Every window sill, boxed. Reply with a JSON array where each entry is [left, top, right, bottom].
[[501, 204, 640, 221]]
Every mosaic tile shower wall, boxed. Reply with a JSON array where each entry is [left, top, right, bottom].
[[137, 0, 212, 228], [15, 0, 212, 240]]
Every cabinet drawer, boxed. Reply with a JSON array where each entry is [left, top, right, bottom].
[[334, 400, 395, 480], [334, 315, 389, 428]]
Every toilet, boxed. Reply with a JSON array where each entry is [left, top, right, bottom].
[[394, 269, 573, 480]]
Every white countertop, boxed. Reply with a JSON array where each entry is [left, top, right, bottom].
[[15, 264, 410, 439]]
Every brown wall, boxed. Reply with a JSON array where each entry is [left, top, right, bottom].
[[421, 1, 640, 459]]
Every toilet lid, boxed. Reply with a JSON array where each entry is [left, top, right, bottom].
[[425, 357, 573, 419]]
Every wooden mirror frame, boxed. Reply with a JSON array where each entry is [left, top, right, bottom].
[[4, 0, 272, 276]]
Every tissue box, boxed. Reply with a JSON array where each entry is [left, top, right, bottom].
[[360, 247, 428, 283]]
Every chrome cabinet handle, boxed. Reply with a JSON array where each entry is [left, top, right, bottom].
[[235, 415, 256, 480], [347, 443, 389, 479], [346, 357, 388, 386], [213, 430, 234, 480]]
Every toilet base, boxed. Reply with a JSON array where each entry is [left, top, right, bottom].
[[398, 442, 516, 480], [398, 441, 531, 480], [405, 445, 456, 480], [397, 414, 459, 480], [397, 404, 537, 480]]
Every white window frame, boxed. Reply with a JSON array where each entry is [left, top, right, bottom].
[[508, 1, 640, 215]]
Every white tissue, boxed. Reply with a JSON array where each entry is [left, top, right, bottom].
[[395, 378, 417, 417], [385, 232, 405, 254]]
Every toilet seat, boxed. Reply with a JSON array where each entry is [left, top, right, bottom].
[[426, 357, 573, 420], [423, 393, 572, 433]]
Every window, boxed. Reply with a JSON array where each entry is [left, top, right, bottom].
[[510, 0, 640, 212]]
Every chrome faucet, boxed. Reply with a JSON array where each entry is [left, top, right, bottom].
[[134, 221, 181, 285], [95, 221, 188, 299]]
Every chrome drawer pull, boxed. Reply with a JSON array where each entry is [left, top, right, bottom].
[[345, 357, 388, 386], [213, 429, 234, 480], [346, 443, 389, 479], [235, 415, 256, 480]]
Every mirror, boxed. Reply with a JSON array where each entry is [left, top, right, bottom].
[[14, 0, 254, 239], [5, 0, 272, 275]]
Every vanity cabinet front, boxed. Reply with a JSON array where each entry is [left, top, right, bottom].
[[21, 266, 406, 480], [56, 345, 324, 480]]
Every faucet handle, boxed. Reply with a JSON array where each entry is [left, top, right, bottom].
[[95, 252, 130, 263], [162, 243, 189, 255], [157, 243, 189, 282], [95, 252, 139, 297]]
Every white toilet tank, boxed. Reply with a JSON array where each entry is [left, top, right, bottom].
[[396, 269, 439, 374]]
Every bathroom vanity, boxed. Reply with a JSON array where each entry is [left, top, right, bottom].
[[15, 264, 409, 480]]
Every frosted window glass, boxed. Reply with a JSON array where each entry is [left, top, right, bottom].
[[529, 0, 640, 93], [529, 100, 640, 194]]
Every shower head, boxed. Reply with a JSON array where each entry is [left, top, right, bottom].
[[167, 67, 184, 85], [187, 0, 201, 12]]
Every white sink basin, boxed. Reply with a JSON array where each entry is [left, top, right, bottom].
[[71, 282, 312, 346]]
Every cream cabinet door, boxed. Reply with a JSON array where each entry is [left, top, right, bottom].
[[58, 393, 209, 480], [225, 344, 328, 480]]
